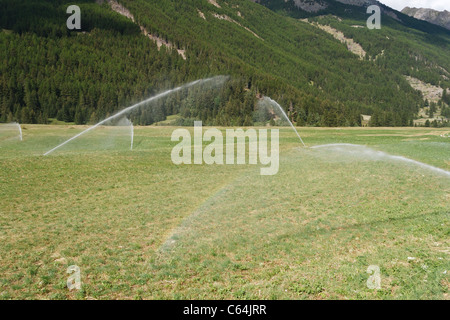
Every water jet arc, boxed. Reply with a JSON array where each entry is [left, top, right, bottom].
[[311, 143, 450, 178], [261, 96, 306, 147], [130, 120, 134, 151], [16, 122, 22, 141], [44, 76, 226, 156]]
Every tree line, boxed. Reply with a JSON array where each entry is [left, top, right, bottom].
[[1, 0, 448, 127]]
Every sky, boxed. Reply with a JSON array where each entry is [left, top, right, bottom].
[[378, 0, 450, 12]]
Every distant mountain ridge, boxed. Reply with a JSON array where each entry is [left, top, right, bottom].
[[402, 7, 450, 31]]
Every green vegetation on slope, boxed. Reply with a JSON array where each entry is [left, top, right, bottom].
[[1, 0, 449, 127]]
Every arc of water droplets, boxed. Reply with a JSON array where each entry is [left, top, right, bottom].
[[261, 96, 306, 147], [16, 122, 23, 141], [44, 76, 226, 156], [130, 120, 134, 151], [311, 143, 450, 178]]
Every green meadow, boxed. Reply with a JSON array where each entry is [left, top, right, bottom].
[[0, 125, 449, 299]]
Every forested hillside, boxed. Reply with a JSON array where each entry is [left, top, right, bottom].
[[1, 0, 449, 127]]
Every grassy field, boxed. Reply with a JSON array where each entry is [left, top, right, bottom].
[[0, 125, 449, 300]]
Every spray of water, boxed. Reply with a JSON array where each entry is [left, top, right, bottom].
[[44, 76, 228, 155], [110, 117, 134, 151], [260, 96, 306, 147], [311, 143, 450, 178], [0, 122, 22, 141], [16, 122, 23, 141], [130, 120, 134, 151]]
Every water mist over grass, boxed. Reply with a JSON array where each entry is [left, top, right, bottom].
[[44, 76, 228, 156], [310, 143, 450, 178], [113, 117, 134, 151], [0, 122, 22, 142], [256, 97, 306, 147]]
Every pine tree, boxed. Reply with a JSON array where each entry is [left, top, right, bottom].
[[74, 107, 84, 125]]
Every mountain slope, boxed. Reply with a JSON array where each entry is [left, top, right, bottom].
[[0, 0, 449, 127], [251, 0, 450, 125], [402, 7, 450, 31]]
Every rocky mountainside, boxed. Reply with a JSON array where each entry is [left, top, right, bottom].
[[0, 0, 449, 127], [401, 7, 450, 31]]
